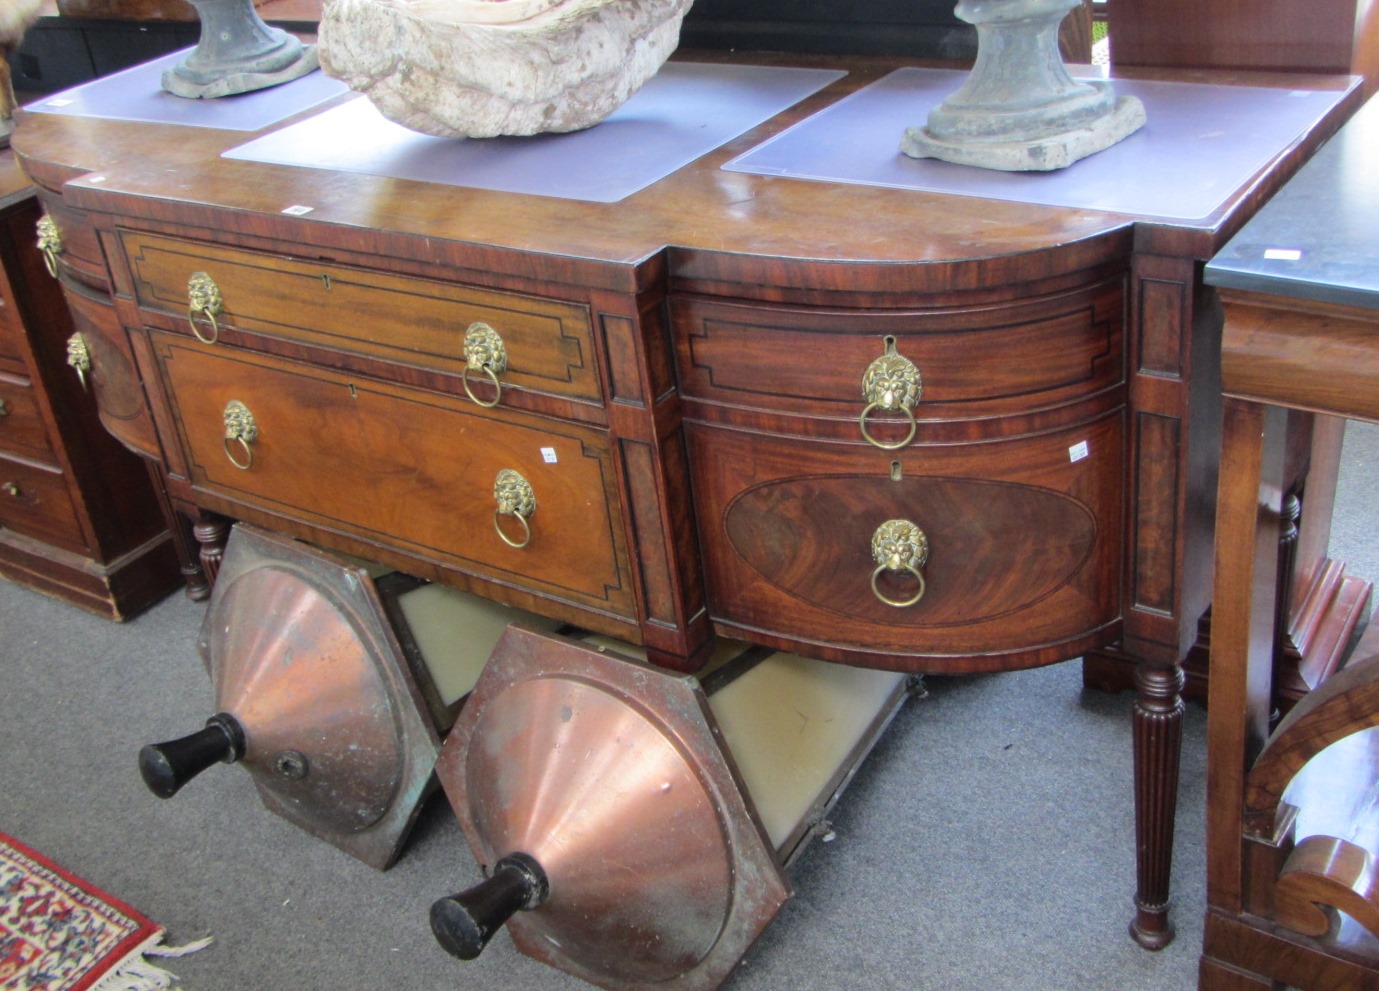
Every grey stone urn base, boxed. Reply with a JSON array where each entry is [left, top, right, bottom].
[[902, 92, 1146, 171], [162, 45, 320, 99]]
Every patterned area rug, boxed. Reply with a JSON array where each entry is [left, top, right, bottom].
[[0, 833, 204, 990]]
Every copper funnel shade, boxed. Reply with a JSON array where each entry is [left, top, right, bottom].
[[435, 625, 791, 991], [184, 525, 443, 869]]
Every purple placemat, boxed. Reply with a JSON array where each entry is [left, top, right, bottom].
[[222, 63, 847, 203], [723, 66, 1352, 221], [24, 49, 349, 131]]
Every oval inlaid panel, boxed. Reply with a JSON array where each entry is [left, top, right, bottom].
[[724, 475, 1096, 627]]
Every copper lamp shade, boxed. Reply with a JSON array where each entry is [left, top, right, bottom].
[[433, 625, 793, 991], [139, 525, 444, 870]]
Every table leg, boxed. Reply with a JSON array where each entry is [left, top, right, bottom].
[[1130, 659, 1185, 948]]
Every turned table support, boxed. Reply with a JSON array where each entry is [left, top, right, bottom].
[[1131, 661, 1185, 947]]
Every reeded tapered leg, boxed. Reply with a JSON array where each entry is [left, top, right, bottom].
[[1131, 660, 1185, 949]]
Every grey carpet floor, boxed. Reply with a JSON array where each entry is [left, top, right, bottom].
[[3, 421, 1376, 991]]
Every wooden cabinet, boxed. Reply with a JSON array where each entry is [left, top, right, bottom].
[[10, 53, 1361, 947], [0, 151, 179, 617], [674, 273, 1126, 668]]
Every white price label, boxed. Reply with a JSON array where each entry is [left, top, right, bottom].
[[282, 205, 315, 216], [541, 447, 558, 464], [1069, 440, 1090, 463], [1264, 248, 1302, 261]]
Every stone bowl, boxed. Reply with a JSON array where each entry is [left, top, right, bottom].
[[317, 0, 694, 138]]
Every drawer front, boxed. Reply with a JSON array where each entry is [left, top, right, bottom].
[[0, 455, 84, 549], [0, 372, 57, 464], [124, 232, 601, 403], [151, 335, 633, 617], [673, 278, 1124, 425], [34, 194, 110, 293], [686, 413, 1123, 670]]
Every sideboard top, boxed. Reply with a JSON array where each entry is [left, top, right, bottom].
[[11, 52, 1362, 296]]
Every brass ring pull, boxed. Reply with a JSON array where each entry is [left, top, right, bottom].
[[188, 272, 224, 345], [463, 322, 509, 408], [222, 400, 258, 470], [859, 401, 918, 450], [2, 481, 20, 498], [859, 337, 922, 451], [870, 519, 929, 608], [36, 216, 63, 280], [493, 468, 535, 549], [66, 334, 91, 391]]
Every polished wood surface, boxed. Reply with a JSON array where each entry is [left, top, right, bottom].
[[11, 54, 1362, 950], [0, 150, 179, 616]]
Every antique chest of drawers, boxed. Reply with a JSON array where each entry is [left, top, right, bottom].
[[0, 150, 178, 617]]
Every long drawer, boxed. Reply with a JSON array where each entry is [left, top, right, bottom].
[[673, 278, 1124, 431], [684, 411, 1123, 671], [149, 333, 634, 619], [0, 372, 57, 465], [123, 232, 601, 403]]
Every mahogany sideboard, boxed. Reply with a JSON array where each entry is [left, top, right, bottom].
[[1201, 92, 1379, 989], [10, 53, 1362, 949], [0, 148, 178, 616]]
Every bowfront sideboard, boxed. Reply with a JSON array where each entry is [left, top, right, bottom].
[[12, 52, 1362, 948]]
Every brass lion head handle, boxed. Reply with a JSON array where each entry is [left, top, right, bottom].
[[222, 400, 258, 470], [188, 272, 224, 344], [493, 468, 536, 549], [463, 322, 509, 408], [870, 518, 929, 608], [66, 334, 91, 391], [860, 337, 922, 450], [36, 215, 63, 280]]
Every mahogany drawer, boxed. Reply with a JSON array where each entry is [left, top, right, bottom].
[[0, 372, 57, 464], [684, 411, 1124, 672], [0, 454, 83, 549], [149, 333, 634, 619], [673, 278, 1124, 431], [34, 195, 110, 293], [122, 232, 601, 403]]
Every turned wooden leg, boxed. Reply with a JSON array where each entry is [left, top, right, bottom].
[[1131, 660, 1184, 949], [191, 513, 232, 590], [142, 463, 211, 600]]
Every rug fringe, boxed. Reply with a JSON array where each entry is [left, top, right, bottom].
[[90, 931, 213, 991]]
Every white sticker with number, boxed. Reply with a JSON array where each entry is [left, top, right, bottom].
[[1069, 440, 1090, 463], [541, 447, 558, 464]]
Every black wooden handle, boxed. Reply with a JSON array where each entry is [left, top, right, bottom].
[[138, 713, 246, 798], [430, 853, 548, 960]]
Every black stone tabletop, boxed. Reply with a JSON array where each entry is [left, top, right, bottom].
[[1206, 90, 1379, 312]]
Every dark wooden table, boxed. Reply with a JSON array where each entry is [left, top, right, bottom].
[[1202, 92, 1379, 988], [10, 52, 1362, 952]]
